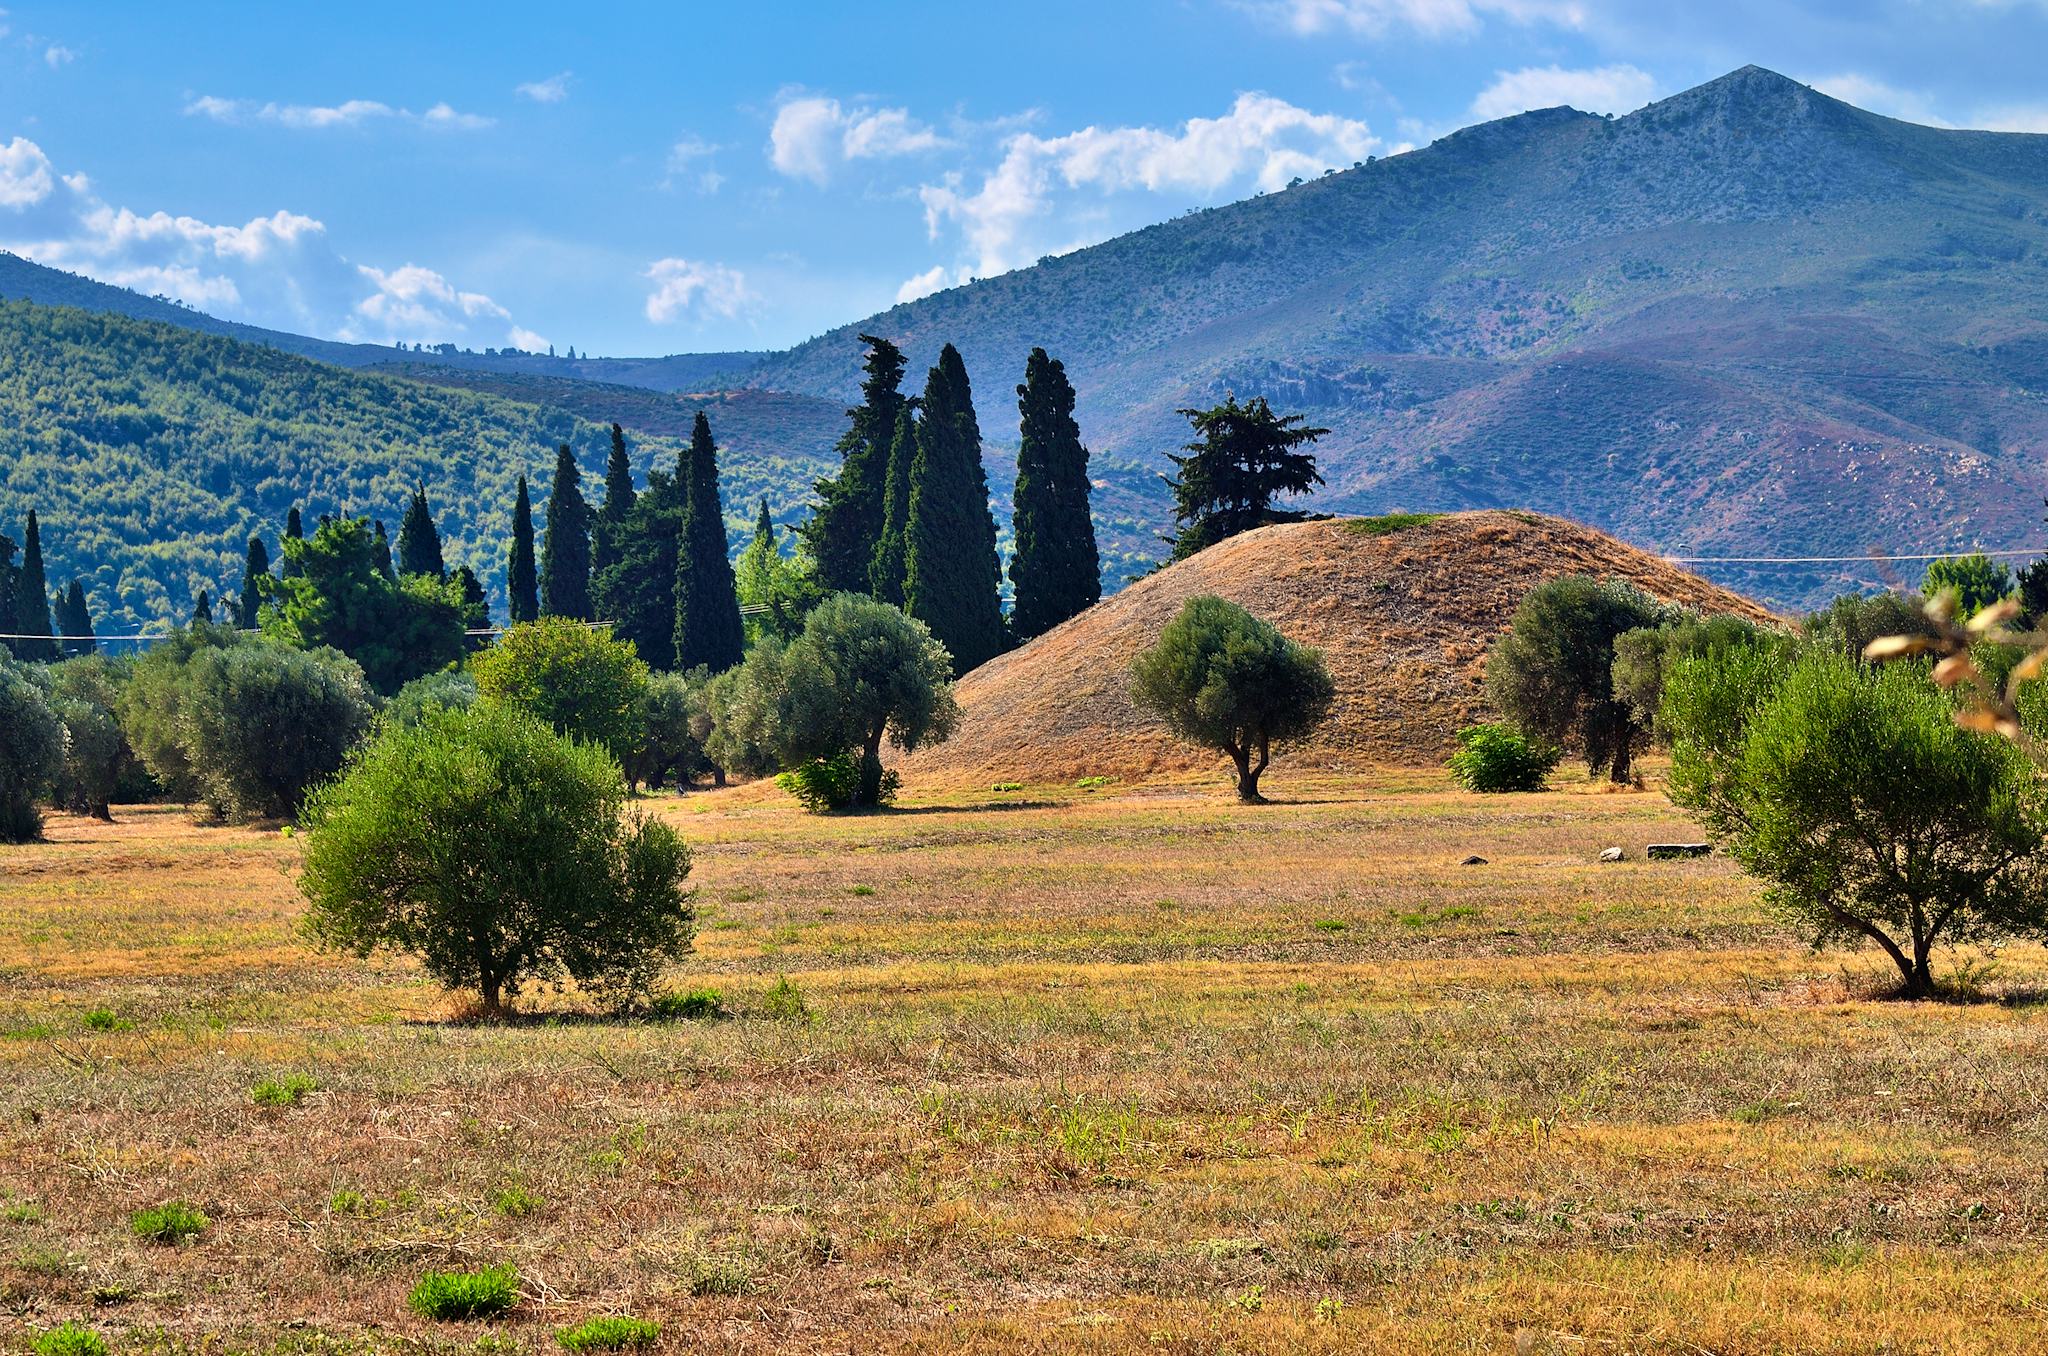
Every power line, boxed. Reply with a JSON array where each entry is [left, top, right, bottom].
[[1666, 547, 2048, 566], [0, 620, 627, 644]]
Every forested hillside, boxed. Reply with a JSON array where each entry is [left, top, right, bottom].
[[0, 302, 816, 631]]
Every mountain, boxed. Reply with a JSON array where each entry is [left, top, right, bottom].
[[903, 510, 1775, 783], [0, 301, 826, 632], [746, 67, 2048, 609]]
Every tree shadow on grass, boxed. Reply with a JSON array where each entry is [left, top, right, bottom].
[[850, 800, 1065, 816]]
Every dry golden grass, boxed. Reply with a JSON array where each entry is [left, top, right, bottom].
[[4, 770, 2047, 1354]]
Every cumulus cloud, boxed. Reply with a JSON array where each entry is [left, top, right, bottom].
[[184, 95, 494, 131], [1468, 64, 1657, 120], [643, 257, 754, 323], [664, 135, 724, 193], [769, 94, 946, 184], [44, 43, 74, 67], [916, 92, 1380, 279], [1806, 72, 2048, 132], [515, 71, 572, 104], [0, 134, 535, 348], [895, 264, 951, 304], [1234, 0, 1585, 38]]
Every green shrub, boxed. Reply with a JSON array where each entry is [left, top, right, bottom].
[[472, 617, 650, 761], [251, 1074, 316, 1107], [81, 1008, 128, 1032], [1446, 723, 1560, 792], [555, 1316, 661, 1352], [762, 975, 811, 1022], [775, 752, 865, 812], [1344, 512, 1441, 536], [130, 1201, 208, 1244], [491, 1186, 542, 1218], [408, 1264, 521, 1320], [991, 781, 1023, 792], [31, 1323, 107, 1356], [649, 988, 724, 1020]]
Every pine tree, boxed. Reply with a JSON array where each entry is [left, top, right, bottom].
[[507, 474, 539, 624], [238, 535, 271, 628], [869, 404, 916, 606], [904, 345, 1007, 674], [397, 488, 445, 579], [800, 334, 907, 593], [281, 506, 305, 579], [371, 520, 396, 580], [1009, 347, 1101, 642], [1163, 395, 1328, 560], [191, 588, 214, 625], [58, 579, 95, 656], [540, 443, 592, 619], [673, 411, 744, 672], [12, 510, 57, 661], [593, 422, 636, 581]]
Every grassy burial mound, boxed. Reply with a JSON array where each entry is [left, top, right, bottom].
[[905, 510, 1775, 785]]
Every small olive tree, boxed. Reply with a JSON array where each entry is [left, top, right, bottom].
[[1665, 646, 2048, 998], [0, 656, 64, 842], [625, 669, 709, 793], [47, 655, 141, 820], [1486, 576, 1667, 783], [1611, 613, 1776, 738], [299, 703, 693, 1016], [472, 618, 649, 761], [181, 642, 373, 820], [1129, 595, 1334, 803]]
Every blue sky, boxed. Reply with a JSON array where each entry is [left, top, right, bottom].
[[4, 0, 2047, 357]]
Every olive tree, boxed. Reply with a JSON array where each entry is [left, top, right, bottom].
[[625, 669, 709, 793], [299, 703, 693, 1016], [47, 655, 141, 821], [1486, 576, 1667, 783], [472, 618, 649, 761], [1129, 595, 1334, 803], [1665, 646, 2048, 998], [180, 642, 374, 821], [0, 656, 64, 842], [1611, 613, 1777, 737]]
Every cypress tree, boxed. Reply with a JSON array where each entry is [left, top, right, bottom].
[[13, 510, 57, 661], [869, 404, 916, 606], [800, 334, 907, 593], [58, 579, 94, 656], [1009, 347, 1101, 642], [371, 520, 396, 580], [673, 411, 744, 672], [540, 443, 592, 619], [191, 588, 214, 625], [397, 488, 445, 579], [593, 422, 636, 581], [238, 535, 272, 628], [904, 345, 1007, 674], [508, 475, 539, 623], [453, 564, 490, 641], [281, 506, 305, 579], [602, 457, 684, 669], [0, 531, 16, 651]]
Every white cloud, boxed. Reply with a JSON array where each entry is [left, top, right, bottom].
[[0, 135, 534, 348], [184, 95, 494, 132], [769, 94, 945, 184], [917, 92, 1380, 279], [515, 71, 571, 104], [1806, 72, 2048, 132], [43, 43, 74, 68], [664, 135, 724, 193], [508, 325, 551, 352], [643, 257, 755, 323], [1234, 0, 1585, 38], [1468, 64, 1657, 120], [895, 264, 952, 304]]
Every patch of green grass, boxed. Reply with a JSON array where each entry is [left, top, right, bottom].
[[80, 1008, 130, 1032], [648, 987, 725, 1020], [129, 1201, 208, 1245], [31, 1323, 107, 1356], [2, 1021, 58, 1041], [555, 1316, 661, 1352], [4, 1199, 47, 1224], [1076, 776, 1113, 790], [762, 975, 811, 1023], [407, 1264, 521, 1320], [251, 1073, 317, 1107], [492, 1186, 542, 1218], [1344, 512, 1442, 536], [1313, 918, 1349, 932], [991, 782, 1023, 792], [688, 1254, 755, 1297], [847, 884, 877, 897]]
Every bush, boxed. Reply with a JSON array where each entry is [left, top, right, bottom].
[[649, 987, 724, 1020], [1802, 592, 1938, 663], [762, 975, 811, 1022], [556, 1316, 661, 1352], [31, 1323, 107, 1356], [81, 1007, 127, 1031], [1129, 595, 1333, 803], [407, 1264, 521, 1320], [251, 1073, 316, 1107], [180, 642, 373, 820], [1446, 723, 1559, 792], [0, 654, 64, 842], [130, 1201, 208, 1244], [299, 703, 693, 1016], [382, 669, 477, 730], [1665, 647, 2048, 997], [1486, 576, 1668, 783], [775, 752, 899, 812], [473, 618, 650, 761]]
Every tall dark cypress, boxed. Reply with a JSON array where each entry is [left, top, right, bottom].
[[0, 532, 16, 651], [904, 345, 1007, 674], [453, 564, 490, 640], [281, 506, 304, 579], [191, 589, 214, 625], [238, 536, 271, 628], [508, 474, 539, 624], [397, 488, 445, 579], [12, 510, 57, 661], [58, 579, 94, 656], [869, 404, 917, 606], [540, 443, 592, 619], [371, 521, 396, 580], [602, 458, 684, 669], [1009, 347, 1101, 642], [593, 422, 636, 582], [673, 411, 744, 672], [801, 334, 907, 593]]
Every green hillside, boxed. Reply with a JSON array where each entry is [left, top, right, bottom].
[[0, 301, 821, 633]]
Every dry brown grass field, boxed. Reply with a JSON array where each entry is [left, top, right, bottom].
[[6, 768, 2048, 1354]]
